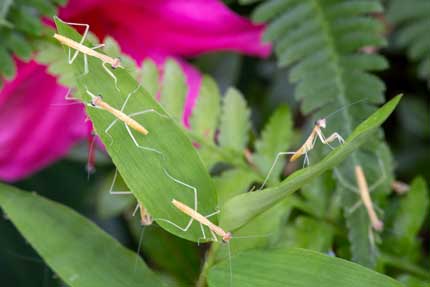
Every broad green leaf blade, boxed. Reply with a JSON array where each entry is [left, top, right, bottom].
[[208, 248, 402, 287], [55, 19, 217, 242], [220, 95, 402, 231], [383, 177, 429, 260], [0, 183, 164, 287], [391, 177, 429, 245], [96, 171, 135, 219], [218, 88, 251, 151], [190, 76, 221, 140], [160, 59, 187, 121]]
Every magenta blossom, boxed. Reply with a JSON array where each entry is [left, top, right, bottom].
[[0, 0, 271, 182]]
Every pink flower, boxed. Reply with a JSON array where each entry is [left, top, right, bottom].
[[0, 0, 271, 182]]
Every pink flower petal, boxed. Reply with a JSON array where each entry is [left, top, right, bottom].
[[0, 0, 272, 181], [0, 61, 87, 181], [60, 0, 271, 62]]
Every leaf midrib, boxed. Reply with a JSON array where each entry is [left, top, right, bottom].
[[312, 0, 359, 167]]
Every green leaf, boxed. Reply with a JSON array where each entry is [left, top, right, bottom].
[[215, 169, 259, 207], [160, 59, 187, 121], [220, 95, 402, 232], [388, 0, 430, 80], [0, 46, 15, 79], [253, 105, 293, 184], [217, 198, 292, 261], [218, 87, 251, 151], [190, 76, 221, 140], [5, 32, 32, 60], [383, 177, 429, 259], [128, 223, 200, 285], [140, 59, 159, 97], [253, 0, 392, 268], [392, 177, 429, 241], [397, 275, 430, 287], [281, 216, 334, 252], [208, 248, 402, 287], [55, 18, 217, 242], [96, 171, 135, 219], [0, 183, 164, 287], [238, 0, 262, 5], [300, 171, 337, 219], [0, 0, 64, 85]]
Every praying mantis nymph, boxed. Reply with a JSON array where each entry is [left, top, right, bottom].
[[335, 159, 386, 232], [86, 86, 168, 154], [137, 203, 153, 226], [354, 165, 384, 232], [86, 87, 150, 137], [87, 90, 149, 136], [259, 118, 345, 190], [53, 17, 122, 91], [171, 199, 232, 242], [289, 118, 345, 163], [259, 100, 366, 191], [53, 33, 122, 69]]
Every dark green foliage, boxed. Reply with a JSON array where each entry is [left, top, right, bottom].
[[0, 0, 65, 87], [388, 0, 430, 80], [253, 0, 392, 268]]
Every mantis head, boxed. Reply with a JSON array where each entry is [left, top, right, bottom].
[[315, 118, 327, 129], [222, 232, 232, 243]]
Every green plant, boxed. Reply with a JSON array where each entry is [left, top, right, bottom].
[[1, 2, 430, 287], [0, 0, 65, 87], [387, 0, 430, 81], [0, 19, 404, 287], [252, 0, 392, 268]]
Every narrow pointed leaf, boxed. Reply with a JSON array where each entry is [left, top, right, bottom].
[[220, 95, 402, 231]]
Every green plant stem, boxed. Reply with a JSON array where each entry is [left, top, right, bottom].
[[196, 243, 220, 287], [380, 252, 430, 280]]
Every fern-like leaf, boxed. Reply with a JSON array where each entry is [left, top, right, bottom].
[[218, 87, 251, 151], [253, 105, 293, 185], [140, 59, 159, 97], [160, 59, 187, 121], [253, 0, 391, 268], [190, 76, 221, 140], [387, 0, 430, 80], [0, 0, 65, 87]]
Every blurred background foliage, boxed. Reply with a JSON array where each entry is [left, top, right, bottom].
[[0, 0, 429, 286]]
